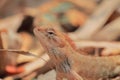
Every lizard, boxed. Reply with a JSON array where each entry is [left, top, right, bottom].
[[33, 26, 120, 80]]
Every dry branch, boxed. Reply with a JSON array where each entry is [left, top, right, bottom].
[[102, 48, 120, 56], [0, 14, 24, 32], [16, 54, 50, 77], [0, 7, 39, 32], [69, 0, 120, 40], [93, 17, 120, 41], [75, 41, 120, 48], [75, 41, 120, 56], [64, 0, 97, 14]]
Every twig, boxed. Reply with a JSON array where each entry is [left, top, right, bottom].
[[0, 14, 24, 32], [0, 49, 38, 57], [15, 54, 50, 77], [102, 48, 120, 56], [64, 0, 97, 14], [75, 41, 120, 48], [93, 17, 120, 41], [69, 0, 120, 40]]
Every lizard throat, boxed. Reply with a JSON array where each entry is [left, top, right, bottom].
[[48, 47, 72, 73]]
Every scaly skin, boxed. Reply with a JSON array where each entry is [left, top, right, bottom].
[[34, 26, 120, 80]]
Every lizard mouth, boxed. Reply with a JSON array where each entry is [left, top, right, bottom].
[[33, 27, 51, 50]]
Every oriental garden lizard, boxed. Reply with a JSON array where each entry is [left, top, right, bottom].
[[34, 26, 120, 80]]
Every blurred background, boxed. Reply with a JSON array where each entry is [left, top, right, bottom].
[[0, 0, 120, 80]]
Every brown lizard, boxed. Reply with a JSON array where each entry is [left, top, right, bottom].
[[34, 26, 120, 80]]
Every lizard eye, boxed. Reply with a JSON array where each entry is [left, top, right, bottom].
[[48, 31, 54, 35], [47, 28, 55, 35]]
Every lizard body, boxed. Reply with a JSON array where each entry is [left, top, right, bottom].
[[34, 26, 120, 80]]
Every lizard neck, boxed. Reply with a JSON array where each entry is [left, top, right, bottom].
[[47, 43, 84, 80], [47, 45, 73, 73]]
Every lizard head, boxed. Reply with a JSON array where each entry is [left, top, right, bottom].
[[33, 26, 66, 51]]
